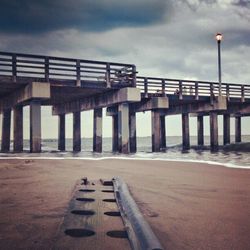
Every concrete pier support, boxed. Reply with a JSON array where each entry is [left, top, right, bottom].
[[58, 114, 65, 151], [223, 114, 230, 145], [160, 115, 166, 149], [129, 111, 137, 153], [210, 112, 218, 150], [235, 116, 241, 143], [118, 103, 130, 154], [1, 109, 11, 152], [73, 111, 81, 152], [112, 114, 119, 152], [30, 101, 41, 153], [93, 108, 103, 153], [182, 113, 190, 150], [197, 115, 204, 146], [151, 110, 161, 152], [13, 106, 23, 152]]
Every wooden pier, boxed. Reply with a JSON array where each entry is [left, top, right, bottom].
[[0, 51, 249, 153]]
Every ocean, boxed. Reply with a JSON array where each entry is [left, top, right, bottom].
[[0, 135, 250, 169]]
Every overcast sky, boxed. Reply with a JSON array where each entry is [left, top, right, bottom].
[[0, 0, 249, 139]]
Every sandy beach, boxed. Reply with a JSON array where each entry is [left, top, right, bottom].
[[0, 158, 250, 250]]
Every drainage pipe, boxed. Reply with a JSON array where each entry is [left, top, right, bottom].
[[113, 177, 163, 250]]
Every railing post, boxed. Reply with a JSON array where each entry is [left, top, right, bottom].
[[226, 85, 230, 101], [179, 81, 183, 100], [144, 78, 148, 98], [241, 85, 245, 102], [76, 59, 81, 86], [12, 54, 17, 82], [195, 82, 199, 100], [132, 65, 137, 87], [106, 63, 111, 88], [45, 57, 49, 82], [210, 83, 214, 105], [161, 79, 166, 97]]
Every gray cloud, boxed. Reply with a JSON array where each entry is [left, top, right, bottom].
[[0, 0, 170, 34]]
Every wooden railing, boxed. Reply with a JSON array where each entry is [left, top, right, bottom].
[[0, 51, 137, 87], [136, 76, 250, 101]]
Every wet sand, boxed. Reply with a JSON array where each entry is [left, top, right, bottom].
[[0, 159, 250, 250]]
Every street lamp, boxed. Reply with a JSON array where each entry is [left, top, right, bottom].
[[215, 32, 223, 96]]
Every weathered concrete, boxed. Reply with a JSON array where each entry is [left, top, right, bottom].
[[93, 108, 102, 153], [163, 96, 227, 116], [197, 115, 204, 146], [182, 113, 190, 150], [112, 114, 119, 152], [53, 87, 141, 115], [151, 110, 161, 152], [160, 115, 166, 148], [1, 109, 11, 152], [58, 114, 65, 151], [0, 82, 50, 113], [129, 111, 137, 153], [130, 97, 169, 113], [210, 112, 218, 150], [30, 101, 41, 153], [223, 114, 230, 145], [73, 112, 81, 152], [118, 103, 130, 153], [235, 116, 241, 143], [13, 106, 23, 152]]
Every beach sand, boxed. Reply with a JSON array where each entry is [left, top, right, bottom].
[[0, 158, 250, 250]]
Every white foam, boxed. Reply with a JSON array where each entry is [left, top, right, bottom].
[[0, 156, 249, 169]]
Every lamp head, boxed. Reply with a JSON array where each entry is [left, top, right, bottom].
[[215, 33, 223, 42]]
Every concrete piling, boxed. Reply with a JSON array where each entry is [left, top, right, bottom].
[[223, 114, 230, 145], [73, 111, 81, 152], [160, 115, 166, 149], [1, 109, 11, 152], [182, 113, 190, 150], [210, 112, 218, 150], [58, 114, 66, 151], [197, 115, 204, 146], [30, 101, 41, 153], [13, 106, 23, 152], [112, 114, 119, 152], [118, 103, 130, 154], [235, 116, 241, 143], [129, 111, 137, 153], [151, 110, 161, 152], [93, 108, 103, 153]]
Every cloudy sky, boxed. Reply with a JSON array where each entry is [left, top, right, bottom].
[[0, 0, 249, 140]]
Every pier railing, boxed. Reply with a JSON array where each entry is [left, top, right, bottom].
[[137, 76, 250, 101], [0, 51, 137, 87]]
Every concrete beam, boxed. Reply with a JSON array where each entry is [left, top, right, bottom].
[[0, 82, 50, 113], [93, 108, 103, 153], [163, 96, 227, 116], [182, 113, 190, 150], [30, 100, 41, 153], [58, 114, 66, 151], [73, 111, 81, 152], [118, 103, 130, 154], [13, 106, 23, 152], [52, 87, 141, 115], [1, 109, 11, 152], [130, 97, 169, 113]]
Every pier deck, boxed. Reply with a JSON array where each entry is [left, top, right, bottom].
[[0, 51, 249, 153]]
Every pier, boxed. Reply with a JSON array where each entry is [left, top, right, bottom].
[[0, 51, 249, 153]]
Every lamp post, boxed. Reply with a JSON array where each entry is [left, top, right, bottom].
[[215, 33, 223, 96]]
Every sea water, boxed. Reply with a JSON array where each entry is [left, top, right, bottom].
[[0, 135, 249, 169]]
